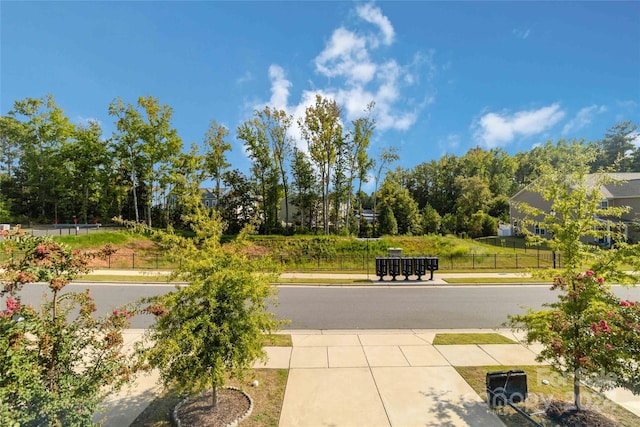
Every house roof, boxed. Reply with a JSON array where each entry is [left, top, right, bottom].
[[511, 173, 640, 202], [587, 173, 640, 199]]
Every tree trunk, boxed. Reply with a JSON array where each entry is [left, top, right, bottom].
[[212, 386, 218, 410], [131, 171, 140, 223], [574, 368, 582, 410]]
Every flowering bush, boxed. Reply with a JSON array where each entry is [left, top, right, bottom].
[[0, 230, 136, 426], [511, 271, 640, 400]]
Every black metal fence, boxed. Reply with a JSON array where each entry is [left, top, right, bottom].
[[0, 250, 562, 271]]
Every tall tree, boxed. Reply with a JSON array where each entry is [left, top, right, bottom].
[[372, 147, 398, 235], [593, 121, 638, 172], [345, 102, 375, 232], [166, 144, 207, 229], [256, 107, 294, 230], [109, 96, 182, 226], [0, 116, 22, 180], [299, 95, 344, 234], [237, 118, 280, 234], [378, 178, 422, 235], [63, 120, 112, 223], [7, 95, 75, 220], [202, 120, 231, 207], [220, 169, 256, 234], [290, 147, 318, 231]]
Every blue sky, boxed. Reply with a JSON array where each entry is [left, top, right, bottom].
[[2, 1, 639, 189]]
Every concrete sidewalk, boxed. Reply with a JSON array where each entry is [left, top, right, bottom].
[[263, 329, 534, 427], [96, 328, 534, 427], [96, 328, 640, 426]]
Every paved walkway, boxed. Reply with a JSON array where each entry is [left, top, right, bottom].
[[97, 328, 548, 426]]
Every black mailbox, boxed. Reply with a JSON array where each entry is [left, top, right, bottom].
[[388, 257, 401, 280], [486, 370, 527, 408], [414, 257, 426, 280], [426, 257, 439, 280], [401, 257, 414, 280], [375, 258, 388, 281]]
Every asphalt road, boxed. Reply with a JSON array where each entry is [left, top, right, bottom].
[[11, 282, 640, 330]]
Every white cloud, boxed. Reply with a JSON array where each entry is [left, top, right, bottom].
[[257, 2, 430, 139], [268, 65, 291, 111], [356, 2, 395, 45], [236, 71, 253, 85], [474, 104, 565, 148], [561, 104, 607, 135], [512, 28, 531, 39], [315, 27, 375, 85]]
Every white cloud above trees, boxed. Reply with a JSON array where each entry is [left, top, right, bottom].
[[473, 104, 566, 148], [262, 2, 429, 134], [562, 104, 607, 135]]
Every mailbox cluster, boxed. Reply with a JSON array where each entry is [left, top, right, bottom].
[[375, 256, 439, 281]]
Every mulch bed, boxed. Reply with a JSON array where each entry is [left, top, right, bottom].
[[545, 400, 619, 427], [175, 388, 251, 427]]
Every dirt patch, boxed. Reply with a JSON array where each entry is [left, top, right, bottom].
[[240, 244, 271, 257], [176, 388, 251, 427]]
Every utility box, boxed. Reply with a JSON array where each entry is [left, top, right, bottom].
[[486, 370, 527, 407], [388, 248, 402, 257]]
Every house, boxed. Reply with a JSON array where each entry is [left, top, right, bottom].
[[509, 173, 640, 245], [200, 188, 217, 208]]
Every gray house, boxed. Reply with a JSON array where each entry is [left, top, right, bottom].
[[509, 173, 640, 244]]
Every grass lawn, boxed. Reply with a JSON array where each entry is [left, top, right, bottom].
[[456, 365, 639, 426], [432, 333, 517, 345], [262, 334, 293, 347], [79, 274, 180, 283], [442, 277, 549, 284], [129, 335, 291, 426], [129, 369, 288, 427]]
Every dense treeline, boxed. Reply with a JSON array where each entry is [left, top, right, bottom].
[[0, 94, 637, 237]]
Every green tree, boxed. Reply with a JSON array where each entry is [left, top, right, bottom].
[[165, 144, 207, 229], [346, 102, 375, 233], [454, 175, 492, 234], [237, 118, 281, 234], [7, 95, 75, 220], [0, 230, 134, 426], [377, 202, 398, 236], [132, 207, 284, 412], [220, 169, 257, 234], [202, 120, 231, 208], [299, 95, 344, 234], [290, 147, 318, 231], [593, 121, 638, 172], [421, 203, 441, 234], [257, 107, 294, 229], [378, 179, 421, 235], [372, 147, 399, 236], [109, 96, 182, 226], [509, 143, 640, 410], [64, 120, 112, 224]]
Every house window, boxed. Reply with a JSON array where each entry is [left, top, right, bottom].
[[534, 224, 545, 236], [601, 200, 609, 209]]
